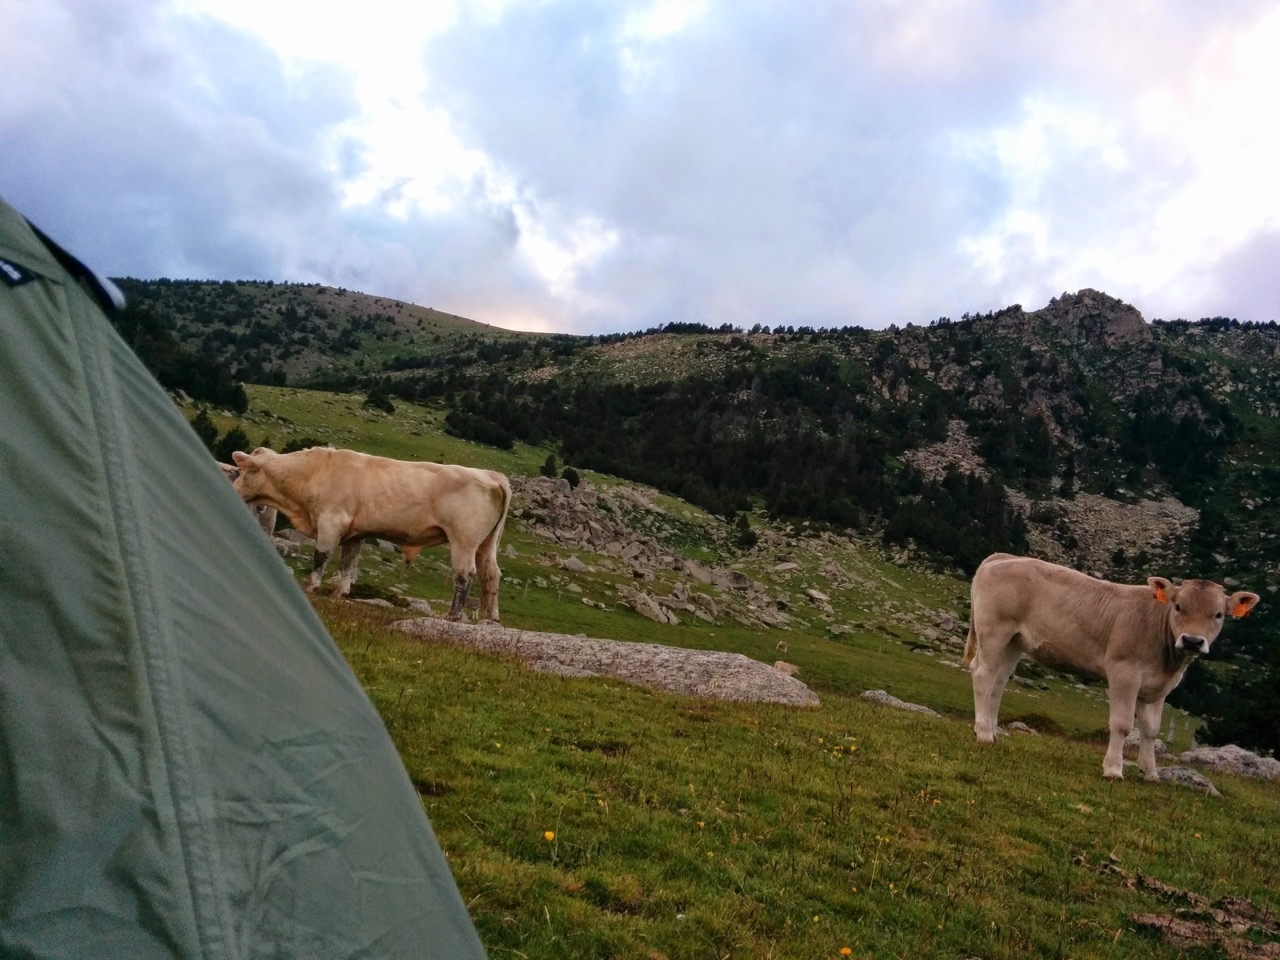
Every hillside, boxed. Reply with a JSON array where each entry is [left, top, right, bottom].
[[181, 384, 1280, 959], [127, 278, 1280, 752], [111, 276, 538, 383]]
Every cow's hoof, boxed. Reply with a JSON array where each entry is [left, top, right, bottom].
[[1102, 770, 1125, 781]]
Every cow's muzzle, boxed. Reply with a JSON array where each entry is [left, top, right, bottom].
[[1177, 634, 1207, 654]]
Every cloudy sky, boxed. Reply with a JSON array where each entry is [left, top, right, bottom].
[[4, 1, 1279, 334]]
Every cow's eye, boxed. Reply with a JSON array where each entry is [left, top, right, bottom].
[[1174, 603, 1182, 613], [1215, 611, 1224, 619]]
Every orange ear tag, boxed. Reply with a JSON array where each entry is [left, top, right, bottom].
[[1154, 585, 1169, 604], [1232, 601, 1252, 618]]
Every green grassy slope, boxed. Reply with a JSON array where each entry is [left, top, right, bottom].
[[330, 601, 1279, 960], [202, 385, 1278, 959]]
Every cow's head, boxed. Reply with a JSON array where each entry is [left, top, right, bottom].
[[229, 448, 279, 504], [1149, 577, 1260, 656]]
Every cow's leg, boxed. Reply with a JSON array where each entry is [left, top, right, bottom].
[[970, 632, 1021, 743], [308, 516, 346, 593], [475, 544, 502, 622], [1103, 675, 1141, 779], [446, 573, 473, 621], [445, 541, 478, 622], [335, 539, 364, 597], [1134, 698, 1164, 780], [307, 544, 334, 594]]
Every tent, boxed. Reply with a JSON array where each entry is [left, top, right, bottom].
[[0, 196, 487, 959]]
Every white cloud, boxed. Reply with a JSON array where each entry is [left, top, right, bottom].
[[4, 0, 1279, 332]]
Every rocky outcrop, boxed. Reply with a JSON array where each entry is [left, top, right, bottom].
[[1010, 491, 1197, 576], [1035, 289, 1151, 347], [390, 617, 820, 707], [512, 475, 811, 631], [515, 476, 664, 563], [905, 420, 1196, 576]]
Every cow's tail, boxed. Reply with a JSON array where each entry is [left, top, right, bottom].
[[963, 623, 977, 667], [476, 473, 511, 621], [479, 473, 511, 558]]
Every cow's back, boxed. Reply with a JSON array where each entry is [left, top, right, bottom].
[[304, 451, 503, 539], [970, 555, 1147, 675]]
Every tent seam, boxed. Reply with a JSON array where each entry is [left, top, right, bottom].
[[71, 286, 233, 960]]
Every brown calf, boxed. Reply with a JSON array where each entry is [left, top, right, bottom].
[[965, 553, 1258, 779]]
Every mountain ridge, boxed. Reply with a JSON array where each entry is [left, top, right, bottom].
[[114, 278, 1280, 751]]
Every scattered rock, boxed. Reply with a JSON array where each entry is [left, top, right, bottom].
[[272, 537, 303, 557], [632, 593, 673, 624], [1145, 765, 1221, 796], [859, 690, 941, 718], [1007, 721, 1038, 735], [692, 594, 718, 618], [1179, 744, 1280, 782], [561, 554, 589, 573], [685, 562, 714, 584], [713, 570, 754, 591]]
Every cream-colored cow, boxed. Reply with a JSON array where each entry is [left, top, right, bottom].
[[230, 446, 510, 621], [965, 553, 1258, 779]]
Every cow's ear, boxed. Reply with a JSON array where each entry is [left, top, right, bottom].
[[231, 450, 253, 467], [1149, 577, 1174, 604], [1228, 591, 1260, 618]]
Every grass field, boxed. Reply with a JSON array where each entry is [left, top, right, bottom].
[[324, 600, 1280, 960], [202, 385, 1279, 958]]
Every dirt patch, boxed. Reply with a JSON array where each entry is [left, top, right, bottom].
[[1077, 853, 1280, 957]]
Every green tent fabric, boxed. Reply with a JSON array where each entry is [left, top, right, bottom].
[[0, 196, 487, 960]]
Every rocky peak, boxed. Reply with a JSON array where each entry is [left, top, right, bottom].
[[1035, 288, 1150, 347]]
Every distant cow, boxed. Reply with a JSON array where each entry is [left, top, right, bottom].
[[965, 553, 1258, 779], [230, 446, 511, 621], [218, 461, 279, 537]]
